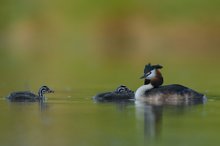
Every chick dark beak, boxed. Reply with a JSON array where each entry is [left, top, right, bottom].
[[48, 90, 54, 93]]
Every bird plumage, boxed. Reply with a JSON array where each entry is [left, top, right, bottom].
[[135, 63, 206, 105], [93, 85, 134, 102], [7, 86, 54, 102]]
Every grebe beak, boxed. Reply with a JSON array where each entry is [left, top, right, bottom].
[[140, 75, 145, 79]]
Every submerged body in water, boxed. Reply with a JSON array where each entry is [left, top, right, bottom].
[[135, 63, 206, 105]]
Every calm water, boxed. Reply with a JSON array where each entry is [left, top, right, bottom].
[[0, 53, 219, 146], [0, 88, 220, 146]]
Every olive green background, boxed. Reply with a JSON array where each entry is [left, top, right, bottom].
[[0, 0, 220, 146]]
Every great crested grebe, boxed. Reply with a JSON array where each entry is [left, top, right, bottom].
[[93, 85, 134, 102], [135, 63, 206, 105], [7, 86, 54, 102]]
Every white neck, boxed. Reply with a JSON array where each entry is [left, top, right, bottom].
[[135, 84, 153, 100]]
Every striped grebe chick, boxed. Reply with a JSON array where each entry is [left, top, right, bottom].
[[135, 63, 206, 105], [7, 86, 54, 102], [93, 85, 134, 102]]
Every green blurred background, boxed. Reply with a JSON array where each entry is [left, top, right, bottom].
[[0, 1, 220, 146], [0, 0, 220, 94]]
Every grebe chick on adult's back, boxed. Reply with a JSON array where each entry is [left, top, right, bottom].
[[7, 86, 54, 102], [135, 63, 206, 105]]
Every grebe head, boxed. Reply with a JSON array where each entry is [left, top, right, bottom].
[[140, 63, 163, 80], [135, 63, 163, 99], [38, 86, 54, 97], [115, 85, 134, 94]]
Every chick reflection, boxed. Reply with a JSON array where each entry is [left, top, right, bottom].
[[135, 101, 163, 141], [115, 101, 134, 112], [38, 99, 49, 112]]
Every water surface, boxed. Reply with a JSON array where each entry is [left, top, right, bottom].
[[0, 89, 219, 146]]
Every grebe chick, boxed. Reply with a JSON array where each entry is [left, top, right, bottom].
[[135, 63, 206, 105], [7, 86, 54, 102], [93, 85, 134, 102]]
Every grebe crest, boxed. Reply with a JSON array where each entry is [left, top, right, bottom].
[[140, 63, 163, 87]]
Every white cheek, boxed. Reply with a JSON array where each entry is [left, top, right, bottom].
[[146, 69, 156, 79]]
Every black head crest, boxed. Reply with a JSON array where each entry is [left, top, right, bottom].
[[144, 63, 163, 73], [152, 64, 163, 69]]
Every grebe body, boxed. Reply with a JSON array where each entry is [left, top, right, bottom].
[[93, 85, 134, 102], [136, 84, 205, 105], [135, 64, 206, 105], [7, 86, 54, 102]]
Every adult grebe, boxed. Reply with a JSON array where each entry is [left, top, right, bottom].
[[135, 63, 206, 105], [7, 86, 54, 102], [93, 85, 134, 102]]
